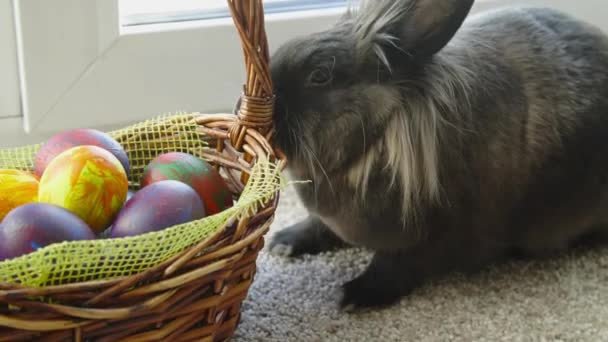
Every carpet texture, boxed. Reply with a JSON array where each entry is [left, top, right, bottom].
[[232, 186, 608, 342]]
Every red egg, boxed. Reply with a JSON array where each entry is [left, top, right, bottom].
[[0, 203, 96, 261], [34, 128, 130, 178], [110, 180, 205, 238], [142, 152, 233, 215]]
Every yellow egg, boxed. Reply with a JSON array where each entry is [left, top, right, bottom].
[[38, 145, 128, 233], [0, 169, 39, 221]]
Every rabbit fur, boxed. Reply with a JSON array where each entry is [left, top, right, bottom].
[[267, 0, 608, 309]]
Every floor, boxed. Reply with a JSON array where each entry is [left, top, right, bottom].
[[232, 186, 608, 342]]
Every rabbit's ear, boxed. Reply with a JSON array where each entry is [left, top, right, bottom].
[[401, 0, 474, 57], [352, 0, 474, 63]]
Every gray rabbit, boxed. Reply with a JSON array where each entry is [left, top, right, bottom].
[[267, 0, 608, 309]]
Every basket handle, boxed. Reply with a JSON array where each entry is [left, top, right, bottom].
[[227, 0, 275, 152]]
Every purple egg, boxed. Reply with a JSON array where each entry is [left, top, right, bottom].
[[0, 203, 96, 261], [110, 180, 206, 238]]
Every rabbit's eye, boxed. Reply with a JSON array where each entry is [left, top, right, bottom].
[[307, 68, 332, 87]]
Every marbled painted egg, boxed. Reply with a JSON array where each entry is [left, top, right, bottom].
[[34, 128, 130, 178], [38, 145, 128, 233], [110, 180, 205, 238], [0, 203, 95, 261], [142, 152, 233, 215]]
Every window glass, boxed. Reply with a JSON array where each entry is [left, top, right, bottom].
[[120, 0, 349, 27]]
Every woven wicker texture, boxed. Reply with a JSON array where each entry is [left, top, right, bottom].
[[0, 114, 285, 288]]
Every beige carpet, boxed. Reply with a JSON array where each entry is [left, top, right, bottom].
[[232, 186, 608, 342]]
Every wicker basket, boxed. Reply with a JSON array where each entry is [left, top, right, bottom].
[[0, 0, 283, 341]]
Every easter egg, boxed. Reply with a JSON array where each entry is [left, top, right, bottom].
[[0, 169, 39, 221], [38, 145, 128, 233], [34, 128, 130, 178], [110, 180, 205, 238], [142, 152, 233, 215], [0, 203, 95, 261]]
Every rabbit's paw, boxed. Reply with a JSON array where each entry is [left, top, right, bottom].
[[268, 217, 346, 257], [340, 278, 401, 311], [340, 253, 420, 311]]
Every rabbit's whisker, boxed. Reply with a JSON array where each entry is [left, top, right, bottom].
[[302, 140, 336, 196]]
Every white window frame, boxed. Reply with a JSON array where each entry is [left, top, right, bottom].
[[0, 0, 20, 119], [2, 0, 607, 146]]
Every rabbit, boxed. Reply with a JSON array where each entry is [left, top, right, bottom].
[[267, 0, 608, 310]]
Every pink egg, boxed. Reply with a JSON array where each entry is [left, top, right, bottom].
[[34, 128, 130, 178]]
